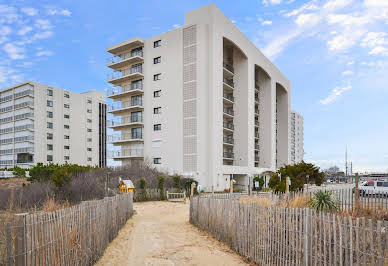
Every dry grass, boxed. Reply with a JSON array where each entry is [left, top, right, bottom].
[[239, 194, 311, 209], [341, 206, 388, 221], [42, 197, 68, 212]]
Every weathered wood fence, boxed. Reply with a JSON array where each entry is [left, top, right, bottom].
[[134, 188, 186, 202], [190, 196, 388, 265], [0, 193, 133, 265]]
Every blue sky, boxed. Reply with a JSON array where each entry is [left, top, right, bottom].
[[1, 0, 387, 173]]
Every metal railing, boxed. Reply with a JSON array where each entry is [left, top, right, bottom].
[[107, 50, 143, 65], [107, 65, 143, 81], [223, 92, 234, 102], [223, 121, 234, 130], [111, 148, 143, 158], [223, 136, 234, 144], [107, 100, 143, 111], [223, 62, 234, 73], [223, 151, 234, 159], [108, 115, 143, 126], [107, 83, 143, 96], [255, 120, 259, 126], [108, 132, 143, 142], [223, 77, 234, 88], [223, 107, 234, 116]]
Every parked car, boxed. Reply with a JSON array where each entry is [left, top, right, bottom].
[[357, 181, 388, 196]]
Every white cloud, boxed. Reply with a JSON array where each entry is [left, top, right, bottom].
[[0, 26, 11, 36], [320, 85, 352, 104], [21, 7, 38, 16], [18, 26, 32, 36], [323, 0, 353, 10], [342, 70, 353, 76], [369, 46, 388, 56], [36, 50, 53, 56], [47, 8, 71, 16], [262, 0, 282, 6], [31, 31, 53, 40], [361, 32, 387, 48], [172, 24, 180, 28], [0, 36, 8, 44], [35, 19, 53, 30], [262, 30, 301, 59], [284, 2, 319, 17], [295, 13, 320, 27], [327, 30, 365, 51], [261, 20, 272, 26], [365, 0, 388, 8], [3, 43, 25, 60], [347, 60, 354, 65]]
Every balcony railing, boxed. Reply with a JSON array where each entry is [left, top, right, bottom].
[[255, 120, 259, 126], [223, 151, 234, 159], [223, 136, 234, 144], [111, 148, 143, 158], [255, 144, 260, 150], [107, 83, 143, 96], [107, 99, 143, 111], [223, 121, 234, 130], [255, 156, 260, 162], [106, 50, 143, 65], [108, 132, 143, 142], [223, 78, 234, 88], [255, 108, 260, 114], [223, 62, 234, 73], [108, 115, 143, 126], [223, 107, 234, 116], [255, 132, 260, 138], [223, 93, 234, 102], [107, 65, 143, 81]]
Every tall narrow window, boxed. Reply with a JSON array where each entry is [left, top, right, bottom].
[[64, 104, 70, 108], [47, 122, 53, 129], [47, 133, 53, 140], [153, 56, 161, 64], [47, 111, 53, 118], [153, 107, 161, 114], [64, 125, 69, 129], [64, 93, 70, 98], [153, 40, 161, 48], [47, 100, 53, 107], [153, 157, 161, 164], [153, 124, 161, 131], [153, 73, 161, 81], [47, 89, 53, 96], [154, 90, 161, 98]]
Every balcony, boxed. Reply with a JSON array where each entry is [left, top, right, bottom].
[[223, 107, 234, 117], [108, 115, 143, 128], [107, 100, 143, 114], [254, 144, 260, 151], [223, 121, 234, 131], [255, 156, 260, 162], [107, 50, 143, 69], [223, 92, 234, 103], [107, 65, 143, 85], [111, 148, 144, 159], [255, 120, 259, 127], [223, 62, 234, 78], [223, 135, 234, 145], [223, 151, 234, 160], [255, 108, 260, 115], [255, 132, 260, 139], [108, 132, 143, 144], [107, 38, 144, 55], [107, 83, 143, 99], [223, 77, 234, 90]]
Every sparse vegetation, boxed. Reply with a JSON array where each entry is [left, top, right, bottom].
[[309, 190, 339, 212]]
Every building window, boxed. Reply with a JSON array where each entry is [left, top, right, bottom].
[[64, 104, 70, 108], [47, 133, 53, 140], [64, 135, 70, 139], [64, 125, 69, 129], [153, 157, 161, 164], [64, 93, 70, 98], [153, 107, 161, 114], [87, 138, 92, 142], [47, 89, 53, 96], [87, 148, 92, 151], [87, 157, 92, 162], [64, 156, 70, 160], [154, 124, 161, 131], [154, 90, 161, 97], [153, 56, 161, 64], [47, 144, 53, 151], [47, 111, 53, 118], [47, 155, 53, 161], [87, 109, 92, 113], [47, 122, 53, 129], [47, 100, 53, 107], [87, 99, 92, 104], [153, 73, 161, 81], [64, 145, 70, 150], [64, 114, 70, 119], [87, 128, 92, 132], [154, 40, 161, 48], [87, 119, 92, 123]]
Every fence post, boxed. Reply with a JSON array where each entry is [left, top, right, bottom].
[[304, 208, 312, 266], [15, 213, 27, 266], [354, 173, 360, 214], [6, 222, 11, 266]]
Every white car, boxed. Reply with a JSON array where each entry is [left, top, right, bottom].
[[358, 180, 388, 196]]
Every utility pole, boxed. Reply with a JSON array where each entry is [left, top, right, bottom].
[[345, 146, 348, 183]]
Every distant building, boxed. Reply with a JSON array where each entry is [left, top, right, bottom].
[[0, 81, 107, 168], [105, 4, 291, 190], [290, 110, 304, 164]]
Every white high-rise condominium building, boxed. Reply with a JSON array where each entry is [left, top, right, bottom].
[[106, 4, 290, 190], [0, 81, 107, 169], [290, 110, 304, 165]]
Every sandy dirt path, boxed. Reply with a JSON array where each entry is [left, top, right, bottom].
[[95, 201, 248, 266]]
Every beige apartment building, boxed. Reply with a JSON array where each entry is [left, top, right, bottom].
[[290, 110, 304, 165], [106, 4, 290, 191], [0, 81, 107, 168]]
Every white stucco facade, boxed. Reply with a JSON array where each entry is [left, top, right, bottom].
[[290, 110, 304, 165], [0, 81, 107, 168], [106, 4, 290, 191]]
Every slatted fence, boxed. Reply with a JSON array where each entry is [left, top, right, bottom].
[[190, 195, 388, 265], [0, 193, 133, 265]]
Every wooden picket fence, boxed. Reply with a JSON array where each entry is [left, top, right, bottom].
[[190, 195, 388, 265], [0, 193, 133, 265]]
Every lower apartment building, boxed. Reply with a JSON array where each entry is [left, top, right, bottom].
[[106, 4, 290, 191], [290, 110, 304, 165], [0, 81, 107, 168]]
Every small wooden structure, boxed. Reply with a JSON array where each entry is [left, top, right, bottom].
[[120, 179, 135, 194], [166, 191, 186, 202]]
